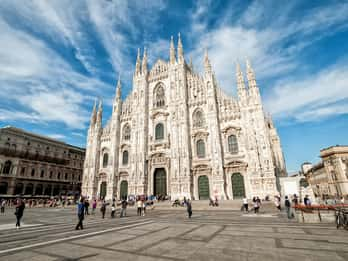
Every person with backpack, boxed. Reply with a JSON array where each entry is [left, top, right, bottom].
[[120, 199, 128, 218], [75, 197, 85, 230]]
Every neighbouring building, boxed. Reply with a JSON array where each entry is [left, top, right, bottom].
[[82, 35, 287, 201], [305, 145, 348, 198], [0, 126, 85, 198]]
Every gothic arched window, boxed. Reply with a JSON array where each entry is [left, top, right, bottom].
[[197, 139, 205, 158], [3, 160, 12, 174], [122, 150, 129, 165], [123, 124, 131, 140], [228, 135, 238, 154], [193, 109, 205, 128], [154, 84, 165, 108], [155, 123, 164, 140], [103, 153, 109, 168]]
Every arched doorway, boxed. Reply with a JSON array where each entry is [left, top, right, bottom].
[[120, 181, 128, 200], [231, 173, 245, 198], [25, 183, 34, 195], [198, 175, 210, 200], [100, 181, 107, 199], [15, 183, 23, 195], [154, 168, 166, 197], [44, 185, 52, 196], [35, 184, 43, 195], [53, 185, 60, 196], [0, 182, 8, 194]]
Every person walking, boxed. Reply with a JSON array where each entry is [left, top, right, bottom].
[[120, 199, 128, 218], [186, 199, 192, 218], [285, 195, 292, 219], [84, 199, 90, 215], [75, 197, 85, 230], [92, 199, 97, 215], [142, 200, 146, 216], [242, 197, 249, 213], [136, 199, 142, 216], [15, 198, 25, 229], [111, 203, 116, 218], [100, 200, 107, 219], [1, 199, 5, 214], [254, 196, 261, 214]]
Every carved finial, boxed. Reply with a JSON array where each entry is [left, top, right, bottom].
[[135, 48, 141, 75], [96, 98, 103, 124], [204, 49, 212, 74], [170, 35, 176, 64], [90, 99, 97, 126], [142, 47, 148, 73], [177, 32, 184, 64], [236, 61, 246, 97], [116, 75, 121, 99]]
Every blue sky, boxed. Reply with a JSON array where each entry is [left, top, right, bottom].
[[0, 0, 347, 173]]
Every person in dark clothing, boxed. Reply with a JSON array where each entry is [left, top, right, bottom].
[[15, 198, 25, 229], [285, 196, 292, 219], [76, 197, 85, 230], [84, 199, 90, 215], [186, 199, 192, 218], [111, 203, 116, 218], [100, 200, 107, 219]]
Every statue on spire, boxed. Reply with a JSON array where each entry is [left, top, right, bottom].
[[116, 75, 121, 100], [177, 33, 184, 64], [142, 47, 148, 74], [170, 36, 176, 64], [96, 99, 103, 125], [135, 48, 141, 75]]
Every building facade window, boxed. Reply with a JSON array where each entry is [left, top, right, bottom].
[[193, 109, 205, 128], [3, 161, 12, 174], [40, 170, 44, 178], [31, 168, 35, 177], [123, 125, 131, 140], [228, 135, 238, 154], [122, 150, 129, 165], [103, 153, 109, 168], [197, 139, 205, 158], [154, 84, 165, 108], [155, 123, 164, 140], [57, 172, 61, 180]]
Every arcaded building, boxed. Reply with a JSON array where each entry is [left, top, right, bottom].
[[82, 35, 286, 201], [0, 126, 84, 197]]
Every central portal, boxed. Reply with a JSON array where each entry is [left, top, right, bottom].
[[154, 168, 167, 197]]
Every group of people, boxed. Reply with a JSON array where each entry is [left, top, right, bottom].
[[241, 196, 262, 213]]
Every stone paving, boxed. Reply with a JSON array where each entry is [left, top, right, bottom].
[[0, 206, 347, 260]]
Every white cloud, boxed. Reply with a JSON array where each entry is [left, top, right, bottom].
[[264, 63, 348, 121], [46, 133, 66, 140]]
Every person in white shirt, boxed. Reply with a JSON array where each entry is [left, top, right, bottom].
[[242, 197, 249, 213]]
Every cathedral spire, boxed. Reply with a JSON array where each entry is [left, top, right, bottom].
[[90, 99, 97, 126], [236, 62, 247, 102], [204, 49, 212, 75], [189, 56, 193, 71], [96, 99, 103, 125], [116, 75, 121, 100], [170, 35, 176, 64], [246, 59, 261, 104], [135, 48, 141, 75], [177, 33, 184, 64], [142, 47, 148, 74]]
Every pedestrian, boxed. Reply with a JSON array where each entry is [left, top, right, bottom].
[[142, 200, 146, 216], [75, 197, 85, 230], [254, 196, 261, 213], [100, 200, 106, 219], [242, 197, 248, 212], [186, 199, 192, 218], [84, 199, 90, 215], [1, 199, 5, 214], [111, 203, 116, 218], [15, 198, 25, 229], [285, 196, 292, 219], [120, 199, 128, 218], [137, 199, 142, 216], [92, 199, 97, 215], [292, 194, 298, 205], [274, 196, 281, 211]]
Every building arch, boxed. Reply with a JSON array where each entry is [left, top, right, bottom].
[[231, 173, 245, 198], [103, 153, 109, 168], [35, 184, 43, 195], [155, 123, 164, 140], [0, 182, 8, 194], [15, 183, 24, 195], [198, 175, 210, 199], [120, 180, 128, 200], [154, 83, 165, 108], [25, 183, 34, 195], [3, 160, 12, 174], [196, 139, 205, 158], [193, 108, 205, 128], [122, 150, 129, 165], [154, 168, 166, 197]]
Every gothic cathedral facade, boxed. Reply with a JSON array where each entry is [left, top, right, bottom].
[[82, 35, 286, 201]]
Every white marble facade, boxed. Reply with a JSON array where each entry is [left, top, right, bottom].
[[82, 35, 286, 201]]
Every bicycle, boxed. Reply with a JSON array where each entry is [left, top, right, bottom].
[[335, 208, 348, 230]]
